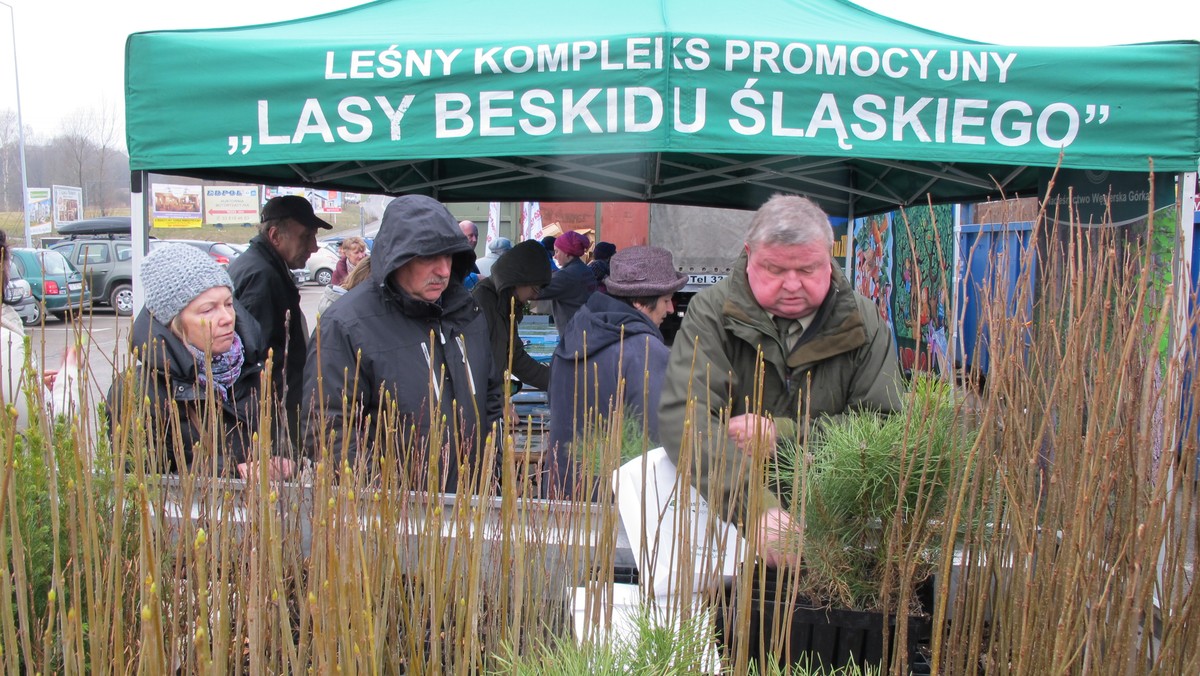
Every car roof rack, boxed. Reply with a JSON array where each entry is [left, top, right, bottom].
[[56, 216, 131, 236]]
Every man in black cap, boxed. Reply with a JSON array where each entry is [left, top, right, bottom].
[[229, 194, 330, 449]]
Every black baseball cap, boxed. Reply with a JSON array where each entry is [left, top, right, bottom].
[[260, 195, 332, 230]]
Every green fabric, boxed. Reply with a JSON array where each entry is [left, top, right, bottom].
[[659, 251, 903, 523], [124, 0, 1200, 215]]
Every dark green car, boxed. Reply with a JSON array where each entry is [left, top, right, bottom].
[[50, 217, 136, 316], [9, 248, 92, 321]]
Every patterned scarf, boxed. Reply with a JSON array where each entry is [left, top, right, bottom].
[[188, 332, 245, 401]]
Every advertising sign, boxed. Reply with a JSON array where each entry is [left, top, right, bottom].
[[27, 188, 52, 235], [264, 186, 342, 214], [152, 183, 204, 228], [204, 185, 260, 225], [52, 185, 83, 227], [1042, 169, 1175, 227]]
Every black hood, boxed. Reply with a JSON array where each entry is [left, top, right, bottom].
[[490, 240, 552, 292], [370, 195, 476, 290]]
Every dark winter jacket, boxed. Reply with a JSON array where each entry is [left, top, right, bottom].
[[659, 252, 903, 522], [547, 293, 670, 495], [107, 306, 266, 475], [303, 195, 503, 492], [227, 235, 307, 436], [537, 258, 597, 337], [588, 259, 611, 294], [471, 240, 553, 392]]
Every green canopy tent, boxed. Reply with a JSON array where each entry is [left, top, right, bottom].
[[125, 0, 1200, 216]]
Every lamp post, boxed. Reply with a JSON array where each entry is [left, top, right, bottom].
[[0, 0, 30, 247]]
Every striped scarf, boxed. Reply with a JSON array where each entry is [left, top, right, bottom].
[[188, 332, 245, 401]]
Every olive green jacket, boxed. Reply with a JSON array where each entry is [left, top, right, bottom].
[[659, 251, 902, 522]]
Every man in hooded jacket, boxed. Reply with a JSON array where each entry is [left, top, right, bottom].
[[303, 195, 503, 493], [471, 240, 553, 392]]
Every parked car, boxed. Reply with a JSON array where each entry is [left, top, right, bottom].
[[305, 243, 341, 286], [4, 273, 41, 326], [9, 248, 91, 320], [160, 239, 243, 266], [50, 216, 142, 316]]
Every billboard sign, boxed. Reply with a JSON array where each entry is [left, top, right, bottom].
[[52, 185, 83, 227], [27, 188, 52, 235], [152, 183, 204, 228], [204, 185, 260, 225]]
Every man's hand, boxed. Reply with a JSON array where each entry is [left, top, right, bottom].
[[757, 507, 803, 568], [238, 457, 296, 481], [728, 413, 776, 456]]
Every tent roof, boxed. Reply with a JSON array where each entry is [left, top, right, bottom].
[[125, 0, 1200, 216]]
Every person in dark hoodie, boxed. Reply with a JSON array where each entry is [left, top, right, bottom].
[[303, 195, 503, 493], [546, 246, 687, 497], [588, 241, 617, 293], [108, 244, 291, 479], [470, 240, 553, 392]]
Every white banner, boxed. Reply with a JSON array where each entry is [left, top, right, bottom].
[[486, 201, 501, 247], [520, 201, 543, 241]]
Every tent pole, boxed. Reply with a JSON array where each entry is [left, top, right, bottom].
[[130, 171, 148, 316]]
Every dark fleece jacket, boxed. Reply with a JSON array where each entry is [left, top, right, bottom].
[[547, 292, 669, 497], [303, 195, 503, 492], [471, 240, 552, 391]]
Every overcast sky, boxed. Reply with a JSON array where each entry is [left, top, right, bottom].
[[0, 0, 1196, 146]]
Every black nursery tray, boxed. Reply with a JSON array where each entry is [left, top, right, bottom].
[[715, 565, 931, 672]]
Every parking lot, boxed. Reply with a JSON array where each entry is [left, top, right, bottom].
[[26, 283, 327, 406]]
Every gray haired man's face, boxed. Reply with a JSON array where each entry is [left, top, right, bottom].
[[745, 242, 832, 319]]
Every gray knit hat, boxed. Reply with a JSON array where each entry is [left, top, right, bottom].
[[141, 243, 234, 324], [605, 245, 688, 297]]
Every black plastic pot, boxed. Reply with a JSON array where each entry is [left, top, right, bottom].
[[715, 565, 931, 672]]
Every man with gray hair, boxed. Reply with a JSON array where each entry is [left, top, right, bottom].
[[658, 194, 902, 564]]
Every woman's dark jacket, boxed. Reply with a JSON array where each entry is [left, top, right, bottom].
[[547, 293, 670, 495], [107, 305, 265, 476], [537, 258, 597, 337]]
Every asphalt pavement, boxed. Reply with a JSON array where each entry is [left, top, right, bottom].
[[26, 283, 326, 407]]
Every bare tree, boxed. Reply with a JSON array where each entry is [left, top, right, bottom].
[[0, 109, 20, 211]]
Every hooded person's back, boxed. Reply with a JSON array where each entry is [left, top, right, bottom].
[[471, 240, 552, 391], [303, 195, 503, 491]]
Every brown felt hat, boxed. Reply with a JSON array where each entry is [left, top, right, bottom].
[[605, 245, 688, 297]]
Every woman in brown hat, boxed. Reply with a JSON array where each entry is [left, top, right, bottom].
[[546, 245, 687, 498]]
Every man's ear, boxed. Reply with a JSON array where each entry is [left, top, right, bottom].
[[264, 222, 284, 245]]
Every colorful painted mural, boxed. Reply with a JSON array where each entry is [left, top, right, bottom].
[[890, 204, 955, 372], [852, 212, 893, 332]]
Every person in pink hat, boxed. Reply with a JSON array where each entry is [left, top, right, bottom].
[[536, 230, 597, 338]]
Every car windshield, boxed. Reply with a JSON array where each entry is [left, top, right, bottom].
[[35, 250, 72, 275]]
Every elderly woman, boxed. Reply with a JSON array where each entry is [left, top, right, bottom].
[[547, 245, 686, 497], [330, 236, 368, 287], [536, 230, 597, 338], [108, 243, 292, 479]]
